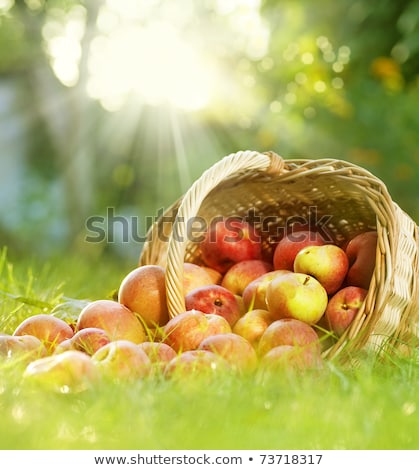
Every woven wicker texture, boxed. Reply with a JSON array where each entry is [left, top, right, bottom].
[[139, 150, 419, 359]]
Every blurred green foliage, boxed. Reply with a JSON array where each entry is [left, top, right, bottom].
[[0, 0, 418, 261]]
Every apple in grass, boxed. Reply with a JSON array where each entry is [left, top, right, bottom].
[[273, 230, 327, 271], [198, 333, 258, 372], [118, 265, 169, 327], [163, 310, 231, 353], [221, 259, 273, 296], [185, 284, 242, 326], [92, 340, 151, 381], [0, 334, 47, 362], [258, 318, 321, 357], [325, 286, 368, 337], [76, 300, 146, 344], [260, 344, 323, 373], [232, 309, 274, 347], [138, 341, 177, 372], [57, 327, 111, 356], [266, 272, 328, 324], [199, 217, 263, 274], [164, 350, 229, 378], [293, 244, 349, 295], [345, 231, 378, 289], [242, 270, 291, 311], [13, 314, 74, 353], [23, 350, 98, 392]]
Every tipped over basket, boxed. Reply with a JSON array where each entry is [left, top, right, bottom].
[[139, 150, 419, 360]]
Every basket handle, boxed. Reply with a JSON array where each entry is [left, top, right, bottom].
[[165, 150, 284, 318]]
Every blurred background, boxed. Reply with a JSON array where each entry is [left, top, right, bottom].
[[1, 0, 418, 264]]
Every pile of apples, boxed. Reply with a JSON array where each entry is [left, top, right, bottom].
[[0, 218, 378, 391]]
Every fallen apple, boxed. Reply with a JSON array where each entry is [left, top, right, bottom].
[[76, 299, 146, 344], [162, 310, 231, 353], [232, 309, 274, 347], [13, 314, 74, 353], [92, 340, 151, 381], [258, 318, 321, 357], [118, 264, 169, 327]]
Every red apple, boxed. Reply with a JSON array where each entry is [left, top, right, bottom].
[[258, 318, 321, 357], [164, 350, 229, 378], [183, 262, 215, 295], [266, 272, 328, 324], [242, 270, 291, 310], [0, 334, 47, 362], [221, 259, 273, 295], [293, 244, 349, 295], [273, 230, 327, 271], [325, 286, 368, 337], [76, 300, 146, 344], [138, 341, 177, 372], [68, 327, 111, 355], [162, 310, 231, 353], [13, 314, 74, 353], [92, 340, 151, 380], [185, 284, 242, 326], [345, 231, 378, 289], [198, 333, 258, 372], [200, 217, 263, 273], [232, 309, 274, 347], [260, 344, 323, 372], [118, 265, 169, 327], [23, 350, 98, 392]]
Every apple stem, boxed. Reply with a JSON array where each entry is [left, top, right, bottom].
[[303, 276, 311, 286]]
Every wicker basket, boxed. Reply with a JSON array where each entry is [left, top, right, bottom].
[[139, 150, 419, 360]]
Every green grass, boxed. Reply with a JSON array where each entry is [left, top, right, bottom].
[[0, 246, 418, 450]]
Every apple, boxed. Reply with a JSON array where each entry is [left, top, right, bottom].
[[345, 231, 378, 289], [23, 350, 98, 393], [67, 327, 111, 355], [202, 266, 223, 285], [199, 217, 263, 273], [259, 344, 323, 373], [293, 244, 349, 295], [232, 309, 274, 347], [13, 314, 74, 353], [242, 270, 291, 310], [76, 299, 146, 344], [185, 284, 242, 326], [118, 265, 169, 327], [221, 259, 273, 295], [325, 286, 368, 336], [162, 310, 231, 352], [92, 340, 151, 381], [273, 230, 327, 271], [164, 350, 229, 378], [0, 334, 47, 362], [258, 318, 321, 357], [138, 341, 177, 372], [266, 272, 328, 324], [183, 262, 214, 295], [198, 333, 258, 372]]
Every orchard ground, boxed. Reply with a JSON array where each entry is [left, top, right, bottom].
[[0, 248, 418, 450]]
